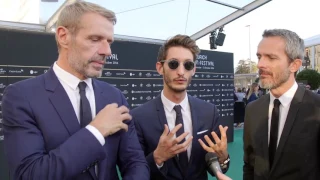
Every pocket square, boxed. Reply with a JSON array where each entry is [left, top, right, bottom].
[[197, 130, 209, 135]]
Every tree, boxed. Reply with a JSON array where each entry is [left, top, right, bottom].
[[235, 59, 258, 74], [296, 69, 320, 90]]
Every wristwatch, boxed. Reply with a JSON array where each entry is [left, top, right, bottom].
[[220, 155, 230, 169]]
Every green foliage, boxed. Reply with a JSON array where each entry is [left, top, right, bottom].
[[235, 59, 258, 74], [296, 69, 320, 90]]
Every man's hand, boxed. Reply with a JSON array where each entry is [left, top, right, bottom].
[[198, 125, 229, 163], [216, 172, 232, 180], [153, 124, 193, 165], [90, 103, 132, 137]]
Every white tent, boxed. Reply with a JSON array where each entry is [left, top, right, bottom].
[[304, 34, 320, 48], [0, 0, 272, 44]]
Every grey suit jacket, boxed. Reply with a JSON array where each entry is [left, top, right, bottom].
[[243, 86, 320, 180]]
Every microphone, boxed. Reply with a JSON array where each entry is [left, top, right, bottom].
[[205, 152, 222, 177]]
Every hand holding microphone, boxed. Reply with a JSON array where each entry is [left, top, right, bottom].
[[205, 152, 222, 177], [216, 171, 232, 180], [205, 152, 232, 180]]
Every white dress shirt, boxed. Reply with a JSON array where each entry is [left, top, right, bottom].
[[53, 62, 105, 146], [235, 92, 245, 102], [268, 82, 298, 147], [161, 91, 193, 159]]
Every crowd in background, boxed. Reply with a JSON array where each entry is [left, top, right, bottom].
[[233, 83, 318, 128]]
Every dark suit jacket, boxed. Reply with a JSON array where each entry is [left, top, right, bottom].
[[131, 95, 228, 180], [243, 86, 320, 180], [2, 68, 149, 180]]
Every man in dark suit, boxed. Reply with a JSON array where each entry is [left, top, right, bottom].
[[2, 2, 149, 180], [131, 35, 230, 180], [243, 29, 320, 180]]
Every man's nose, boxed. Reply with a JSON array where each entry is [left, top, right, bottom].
[[176, 63, 185, 76], [257, 57, 267, 69], [98, 40, 112, 56]]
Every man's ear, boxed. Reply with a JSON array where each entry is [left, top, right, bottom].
[[290, 59, 302, 73], [56, 26, 70, 50], [156, 62, 164, 75]]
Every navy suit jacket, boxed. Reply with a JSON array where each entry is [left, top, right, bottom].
[[131, 95, 228, 180], [2, 68, 149, 180]]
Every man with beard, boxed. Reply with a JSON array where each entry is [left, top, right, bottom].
[[243, 29, 320, 180], [1, 1, 149, 180], [131, 35, 230, 180]]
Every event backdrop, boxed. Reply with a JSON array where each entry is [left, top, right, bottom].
[[0, 28, 234, 179]]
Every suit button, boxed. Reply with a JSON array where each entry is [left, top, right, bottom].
[[82, 170, 87, 173]]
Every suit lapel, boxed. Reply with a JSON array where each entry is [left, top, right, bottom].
[[46, 68, 99, 180], [155, 95, 168, 127], [259, 95, 270, 168], [270, 86, 304, 174], [92, 80, 110, 180], [187, 96, 199, 170], [45, 68, 80, 135], [92, 79, 105, 114]]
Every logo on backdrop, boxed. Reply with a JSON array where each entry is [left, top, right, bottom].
[[0, 68, 6, 74], [106, 54, 119, 65], [196, 54, 214, 70], [30, 70, 38, 75], [1, 39, 234, 120], [9, 69, 24, 74]]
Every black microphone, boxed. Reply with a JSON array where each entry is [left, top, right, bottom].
[[205, 152, 222, 177]]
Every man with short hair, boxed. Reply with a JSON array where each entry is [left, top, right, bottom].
[[132, 34, 230, 180], [2, 1, 149, 179], [243, 29, 320, 179]]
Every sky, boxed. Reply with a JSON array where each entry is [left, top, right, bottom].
[[196, 0, 320, 69], [1, 0, 320, 70]]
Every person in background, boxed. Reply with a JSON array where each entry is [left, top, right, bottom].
[[234, 88, 246, 127], [235, 88, 246, 102], [242, 87, 247, 94], [246, 82, 259, 104], [305, 84, 311, 90]]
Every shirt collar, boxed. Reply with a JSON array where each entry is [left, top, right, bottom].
[[161, 91, 189, 112], [270, 81, 298, 107], [53, 62, 93, 91]]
